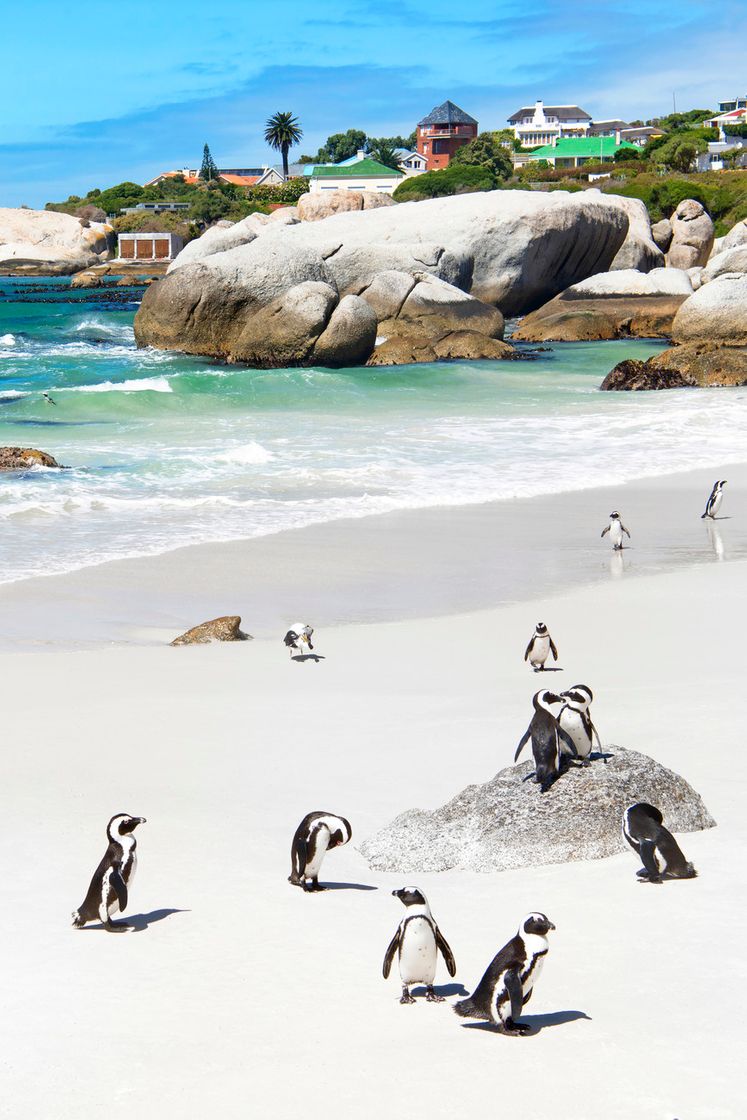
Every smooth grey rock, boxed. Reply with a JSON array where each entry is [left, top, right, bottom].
[[298, 190, 396, 222], [358, 745, 715, 873], [357, 270, 416, 320], [667, 199, 715, 270], [651, 218, 673, 253], [607, 195, 664, 272], [720, 219, 747, 252], [168, 213, 266, 272], [311, 293, 378, 367], [396, 274, 504, 338], [569, 267, 693, 297], [232, 281, 339, 366], [703, 245, 747, 281], [673, 274, 747, 344], [0, 207, 111, 275]]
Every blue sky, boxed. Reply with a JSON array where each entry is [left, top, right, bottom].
[[1, 0, 745, 207]]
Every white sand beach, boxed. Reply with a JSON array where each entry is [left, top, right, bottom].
[[0, 466, 743, 1119]]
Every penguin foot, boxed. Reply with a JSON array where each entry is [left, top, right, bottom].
[[503, 1019, 531, 1036], [400, 990, 416, 1004], [103, 920, 132, 933], [425, 988, 445, 1003], [636, 873, 662, 884]]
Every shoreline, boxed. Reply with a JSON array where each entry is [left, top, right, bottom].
[[1, 458, 744, 650]]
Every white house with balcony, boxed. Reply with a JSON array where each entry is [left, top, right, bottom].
[[699, 105, 747, 170], [508, 101, 592, 147]]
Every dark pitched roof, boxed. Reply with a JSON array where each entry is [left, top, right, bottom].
[[418, 100, 477, 127], [508, 105, 592, 123]]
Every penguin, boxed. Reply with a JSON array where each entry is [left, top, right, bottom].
[[556, 684, 601, 765], [72, 813, 146, 932], [43, 392, 56, 406], [601, 511, 630, 550], [288, 811, 351, 891], [454, 913, 556, 1034], [524, 623, 558, 672], [622, 803, 697, 884], [514, 690, 576, 792], [283, 623, 314, 658], [383, 887, 456, 1004], [701, 480, 726, 520]]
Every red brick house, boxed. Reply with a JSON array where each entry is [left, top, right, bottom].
[[416, 101, 478, 171]]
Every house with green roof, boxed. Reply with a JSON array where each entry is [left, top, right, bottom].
[[309, 155, 404, 195], [520, 136, 639, 169]]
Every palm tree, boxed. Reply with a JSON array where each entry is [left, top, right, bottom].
[[264, 112, 303, 179], [367, 139, 402, 171]]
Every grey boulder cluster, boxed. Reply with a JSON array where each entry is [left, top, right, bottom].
[[134, 189, 634, 367], [358, 745, 715, 874]]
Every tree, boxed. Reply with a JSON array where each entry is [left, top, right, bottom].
[[366, 138, 401, 170], [614, 146, 641, 162], [199, 143, 219, 181], [315, 129, 367, 163], [393, 163, 497, 202], [264, 111, 303, 177], [451, 132, 513, 180]]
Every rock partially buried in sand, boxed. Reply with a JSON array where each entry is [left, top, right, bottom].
[[0, 447, 63, 471], [358, 745, 715, 873], [171, 616, 253, 646]]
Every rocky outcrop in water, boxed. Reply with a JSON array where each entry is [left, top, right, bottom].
[[358, 745, 715, 874], [600, 359, 696, 391], [0, 208, 113, 275], [134, 190, 630, 367], [513, 268, 692, 342], [171, 615, 253, 646], [0, 447, 63, 470]]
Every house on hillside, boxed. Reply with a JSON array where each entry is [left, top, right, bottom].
[[589, 121, 665, 147], [508, 101, 592, 147], [302, 150, 426, 178], [521, 136, 638, 169], [144, 166, 284, 188], [309, 156, 404, 194], [416, 101, 478, 170]]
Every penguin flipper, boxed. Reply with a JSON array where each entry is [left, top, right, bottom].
[[514, 728, 531, 763], [111, 866, 128, 913], [504, 968, 524, 1024], [523, 639, 534, 662], [590, 720, 602, 750], [382, 928, 401, 979], [601, 526, 610, 537], [622, 523, 631, 538], [435, 928, 456, 977], [638, 840, 661, 880], [549, 638, 558, 660], [557, 726, 579, 758]]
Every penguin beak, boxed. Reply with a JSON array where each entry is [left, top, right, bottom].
[[136, 817, 147, 825], [547, 921, 556, 931]]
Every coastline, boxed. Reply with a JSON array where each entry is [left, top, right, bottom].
[[0, 458, 744, 649]]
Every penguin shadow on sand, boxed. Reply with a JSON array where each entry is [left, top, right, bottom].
[[314, 881, 378, 892], [460, 1010, 591, 1037], [291, 653, 325, 663], [78, 908, 189, 933]]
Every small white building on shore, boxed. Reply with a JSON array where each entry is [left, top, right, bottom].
[[309, 155, 404, 194], [117, 232, 184, 261]]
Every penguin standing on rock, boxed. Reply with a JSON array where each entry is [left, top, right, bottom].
[[283, 623, 314, 658], [557, 684, 601, 766], [622, 803, 697, 883], [383, 887, 456, 1004], [702, 481, 726, 520], [601, 511, 630, 550], [524, 623, 558, 672], [72, 813, 146, 932], [515, 690, 575, 792], [288, 812, 351, 891], [454, 913, 556, 1034]]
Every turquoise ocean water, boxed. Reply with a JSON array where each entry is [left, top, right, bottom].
[[2, 277, 746, 587]]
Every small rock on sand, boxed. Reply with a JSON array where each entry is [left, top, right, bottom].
[[170, 616, 253, 646]]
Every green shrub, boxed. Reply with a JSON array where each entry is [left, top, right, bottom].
[[246, 178, 309, 204], [392, 164, 497, 200], [450, 133, 513, 180]]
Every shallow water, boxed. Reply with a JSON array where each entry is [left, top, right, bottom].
[[1, 277, 743, 586]]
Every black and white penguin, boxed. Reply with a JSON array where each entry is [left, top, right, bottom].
[[72, 813, 146, 932], [524, 623, 558, 672], [601, 511, 630, 550], [383, 887, 456, 1004], [514, 690, 575, 792], [454, 912, 556, 1034], [283, 622, 314, 658], [42, 392, 56, 406], [701, 480, 726, 520], [288, 811, 351, 891], [557, 684, 601, 765], [622, 803, 697, 883]]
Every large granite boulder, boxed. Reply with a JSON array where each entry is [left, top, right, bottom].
[[0, 447, 63, 470], [135, 189, 631, 366], [702, 245, 747, 282], [667, 199, 715, 270], [673, 273, 747, 344], [171, 615, 252, 645], [0, 208, 112, 275], [601, 343, 747, 389], [297, 189, 396, 222], [231, 281, 339, 366], [651, 218, 673, 253], [607, 195, 664, 272], [381, 274, 504, 340], [719, 219, 747, 254], [311, 293, 379, 367], [167, 214, 267, 271], [358, 746, 715, 874], [513, 268, 692, 342]]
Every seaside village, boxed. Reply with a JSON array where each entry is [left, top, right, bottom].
[[99, 94, 747, 263]]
